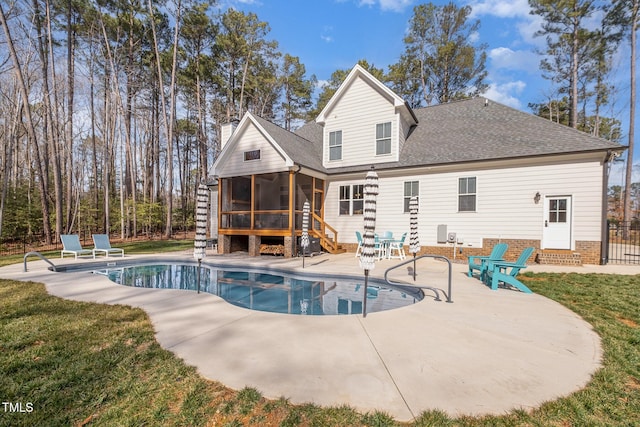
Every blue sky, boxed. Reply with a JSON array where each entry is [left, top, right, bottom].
[[224, 0, 637, 185]]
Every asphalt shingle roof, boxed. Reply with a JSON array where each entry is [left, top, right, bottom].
[[400, 96, 623, 167], [251, 115, 326, 173], [252, 97, 624, 176]]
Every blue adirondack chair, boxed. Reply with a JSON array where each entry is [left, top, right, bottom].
[[486, 247, 535, 293], [355, 231, 363, 257], [467, 243, 508, 281]]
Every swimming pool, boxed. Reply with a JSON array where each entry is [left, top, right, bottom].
[[95, 263, 422, 316]]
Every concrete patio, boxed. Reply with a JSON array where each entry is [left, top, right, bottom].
[[3, 252, 636, 421]]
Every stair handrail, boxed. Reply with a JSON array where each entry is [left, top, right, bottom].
[[311, 212, 339, 252], [383, 254, 453, 303], [24, 251, 57, 272]]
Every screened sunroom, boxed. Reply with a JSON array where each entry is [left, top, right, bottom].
[[216, 171, 337, 256]]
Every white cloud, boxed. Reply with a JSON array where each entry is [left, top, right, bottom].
[[515, 14, 545, 47], [321, 26, 334, 43], [466, 0, 530, 19], [224, 0, 261, 6], [484, 81, 527, 109], [466, 0, 545, 48], [489, 47, 539, 72], [357, 0, 413, 12]]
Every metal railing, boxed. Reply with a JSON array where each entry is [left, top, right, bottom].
[[24, 251, 57, 272], [384, 254, 453, 303]]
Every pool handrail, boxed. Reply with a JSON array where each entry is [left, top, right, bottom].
[[383, 254, 453, 303], [24, 251, 57, 272]]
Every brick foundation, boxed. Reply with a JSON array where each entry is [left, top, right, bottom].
[[343, 238, 603, 266], [248, 235, 261, 257], [535, 250, 581, 265], [284, 236, 293, 258], [575, 241, 601, 265], [219, 235, 231, 254]]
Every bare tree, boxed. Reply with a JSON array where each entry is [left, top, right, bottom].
[[0, 1, 53, 243], [607, 0, 639, 226]]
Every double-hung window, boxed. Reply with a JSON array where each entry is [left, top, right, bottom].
[[458, 177, 476, 212], [339, 184, 364, 215], [403, 181, 419, 213], [329, 130, 342, 161], [376, 122, 391, 155]]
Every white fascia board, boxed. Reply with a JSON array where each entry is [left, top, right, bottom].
[[211, 112, 294, 177], [316, 63, 416, 126]]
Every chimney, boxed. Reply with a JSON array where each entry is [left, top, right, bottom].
[[220, 120, 238, 149]]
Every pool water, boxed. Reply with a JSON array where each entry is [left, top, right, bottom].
[[97, 264, 422, 316]]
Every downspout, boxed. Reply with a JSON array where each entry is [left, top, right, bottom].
[[601, 150, 619, 265]]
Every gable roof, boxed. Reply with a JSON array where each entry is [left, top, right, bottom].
[[310, 96, 624, 174], [315, 64, 418, 126], [215, 97, 624, 178], [212, 112, 291, 173], [212, 112, 326, 176], [250, 115, 326, 173]]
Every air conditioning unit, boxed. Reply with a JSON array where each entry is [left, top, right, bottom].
[[447, 232, 456, 243], [437, 224, 448, 243]]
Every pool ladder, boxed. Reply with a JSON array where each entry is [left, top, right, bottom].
[[23, 251, 57, 272], [383, 254, 453, 303]]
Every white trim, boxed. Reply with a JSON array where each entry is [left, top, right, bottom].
[[315, 64, 416, 126], [542, 195, 574, 250], [212, 112, 294, 177]]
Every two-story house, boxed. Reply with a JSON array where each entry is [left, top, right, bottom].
[[210, 64, 624, 265]]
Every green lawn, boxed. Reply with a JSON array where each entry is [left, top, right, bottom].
[[1, 248, 639, 426]]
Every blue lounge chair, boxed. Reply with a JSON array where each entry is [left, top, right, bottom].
[[467, 243, 508, 281], [486, 247, 535, 293], [61, 234, 94, 259], [92, 234, 125, 258]]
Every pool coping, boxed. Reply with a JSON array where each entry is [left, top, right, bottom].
[[2, 252, 606, 421], [77, 260, 425, 312]]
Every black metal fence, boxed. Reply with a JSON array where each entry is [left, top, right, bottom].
[[606, 221, 640, 264], [0, 233, 69, 257], [0, 230, 194, 257]]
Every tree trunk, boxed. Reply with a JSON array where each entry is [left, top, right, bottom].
[[623, 2, 637, 226], [570, 9, 579, 129], [0, 3, 53, 243], [62, 0, 75, 233], [196, 60, 207, 183], [40, 0, 65, 238], [0, 91, 20, 237]]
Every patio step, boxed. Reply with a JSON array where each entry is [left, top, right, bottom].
[[536, 250, 582, 265]]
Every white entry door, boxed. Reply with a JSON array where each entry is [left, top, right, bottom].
[[542, 196, 572, 249]]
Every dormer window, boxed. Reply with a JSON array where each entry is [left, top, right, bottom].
[[376, 122, 391, 155], [329, 130, 342, 160]]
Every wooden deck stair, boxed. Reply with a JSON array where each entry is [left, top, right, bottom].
[[311, 213, 346, 254]]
